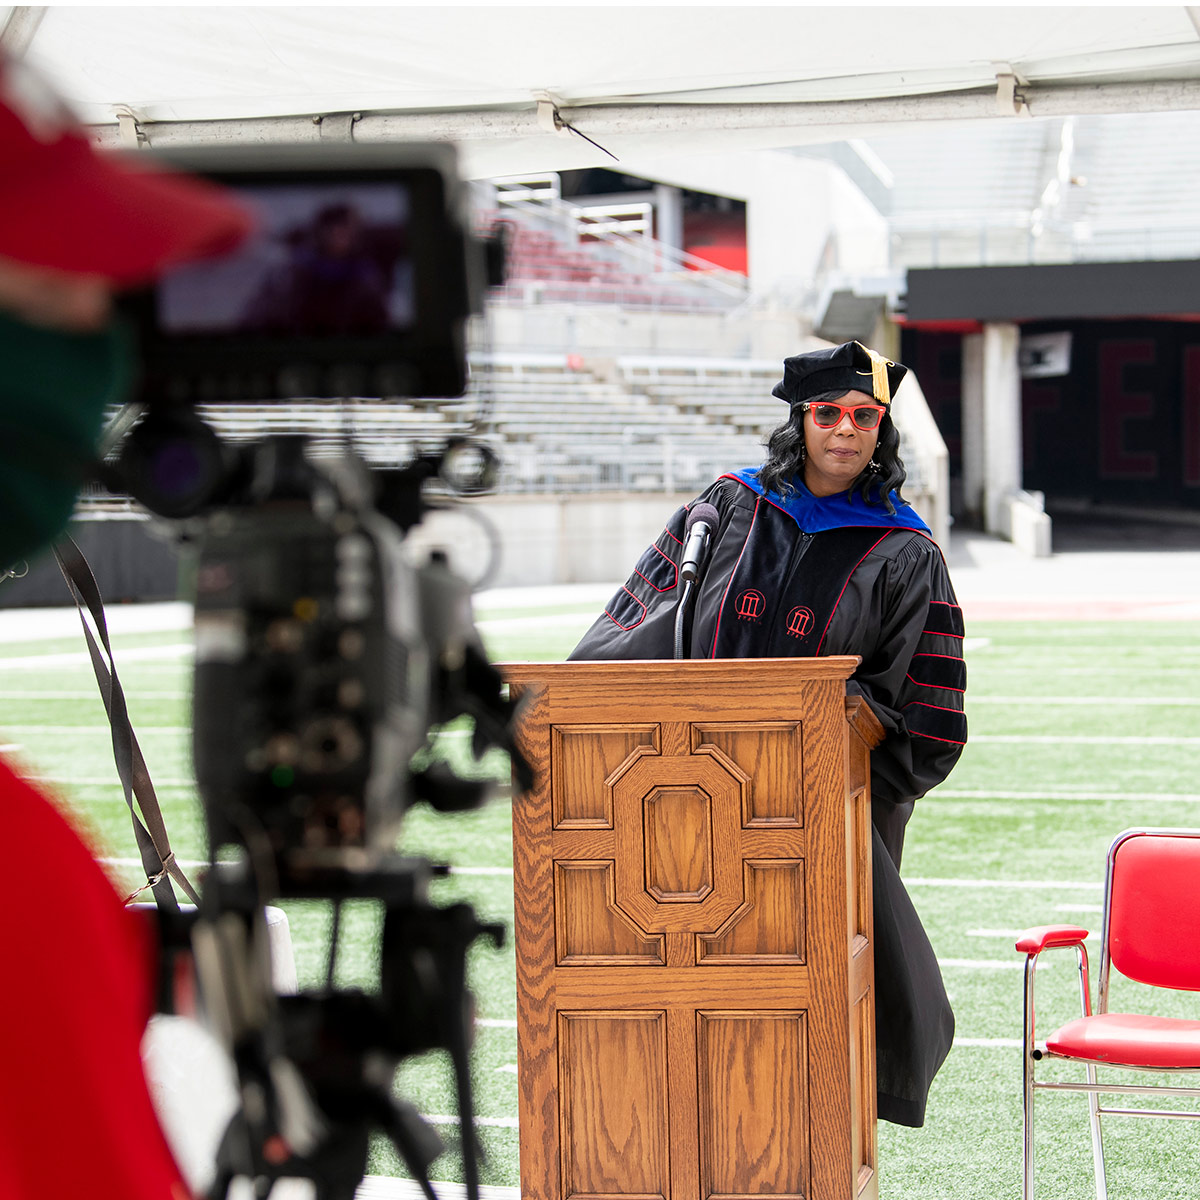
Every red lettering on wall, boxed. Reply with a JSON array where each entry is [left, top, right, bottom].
[[1098, 340, 1157, 481], [1022, 382, 1061, 468], [1185, 346, 1200, 488]]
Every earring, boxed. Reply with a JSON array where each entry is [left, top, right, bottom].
[[798, 442, 807, 464], [868, 458, 881, 472]]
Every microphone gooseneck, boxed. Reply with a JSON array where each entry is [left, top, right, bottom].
[[674, 502, 720, 659]]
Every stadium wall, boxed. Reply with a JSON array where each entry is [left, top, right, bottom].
[[5, 479, 943, 608], [0, 515, 180, 609], [483, 304, 807, 360], [470, 484, 942, 588]]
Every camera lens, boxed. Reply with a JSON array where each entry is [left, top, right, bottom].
[[116, 409, 232, 518], [440, 440, 499, 495]]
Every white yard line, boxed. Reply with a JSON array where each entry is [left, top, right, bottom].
[[906, 877, 1100, 890], [931, 788, 1200, 802], [2, 724, 186, 734], [477, 614, 597, 632], [0, 602, 192, 642], [0, 689, 184, 699], [971, 735, 1200, 745], [99, 855, 208, 870], [99, 856, 514, 878], [28, 775, 196, 787], [937, 958, 1033, 970], [0, 644, 192, 668], [20, 727, 1191, 746], [267, 865, 1101, 889], [357, 1179, 518, 1200], [416, 1115, 520, 1129], [967, 929, 1097, 941], [969, 696, 1200, 706]]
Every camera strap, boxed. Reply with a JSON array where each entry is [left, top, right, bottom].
[[53, 535, 200, 911]]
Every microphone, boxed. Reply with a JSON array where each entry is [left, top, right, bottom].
[[679, 502, 720, 584]]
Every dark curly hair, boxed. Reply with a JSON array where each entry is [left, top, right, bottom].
[[757, 388, 908, 514]]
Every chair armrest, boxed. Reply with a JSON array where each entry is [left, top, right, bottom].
[[1015, 925, 1090, 955]]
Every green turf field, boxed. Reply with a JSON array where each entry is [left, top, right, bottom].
[[1, 602, 1197, 1199]]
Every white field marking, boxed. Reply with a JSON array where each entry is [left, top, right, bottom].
[[356, 1179, 519, 1200], [97, 855, 515, 879], [969, 696, 1200, 706], [0, 601, 192, 642], [937, 958, 1032, 970], [418, 1115, 519, 1129], [954, 1038, 1022, 1049], [962, 638, 990, 651], [17, 692, 1182, 713], [929, 788, 1200, 803], [28, 775, 195, 787], [971, 735, 1200, 745], [476, 1018, 517, 1029], [906, 878, 1100, 891], [495, 1064, 519, 1075], [976, 642, 1200, 654], [0, 644, 192, 669], [477, 613, 598, 633], [0, 689, 184, 699], [976, 665, 1200, 674], [1, 725, 186, 735], [99, 855, 208, 870], [967, 928, 1097, 942], [12, 727, 475, 740], [1055, 903, 1104, 913], [0, 744, 20, 752]]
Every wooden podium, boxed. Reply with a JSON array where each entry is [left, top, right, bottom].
[[503, 659, 884, 1200]]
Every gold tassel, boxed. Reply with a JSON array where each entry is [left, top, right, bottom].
[[854, 340, 894, 405]]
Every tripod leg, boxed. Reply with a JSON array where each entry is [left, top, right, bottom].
[[382, 1100, 443, 1200]]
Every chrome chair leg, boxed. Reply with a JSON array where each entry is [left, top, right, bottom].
[[1023, 957, 1037, 1200], [1022, 1055, 1036, 1199], [1085, 1063, 1107, 1200]]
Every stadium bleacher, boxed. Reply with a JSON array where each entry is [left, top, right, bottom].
[[466, 352, 767, 493], [468, 351, 929, 496], [78, 196, 935, 526], [481, 208, 742, 313], [84, 348, 928, 510]]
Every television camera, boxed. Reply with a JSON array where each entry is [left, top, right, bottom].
[[108, 143, 528, 1200]]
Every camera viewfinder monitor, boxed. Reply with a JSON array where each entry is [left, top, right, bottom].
[[123, 144, 478, 403]]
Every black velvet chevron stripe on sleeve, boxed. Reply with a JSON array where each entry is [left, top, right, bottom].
[[906, 651, 967, 693], [903, 599, 967, 745], [600, 508, 688, 631], [923, 600, 965, 638], [903, 699, 968, 745], [632, 540, 679, 592], [604, 586, 648, 630]]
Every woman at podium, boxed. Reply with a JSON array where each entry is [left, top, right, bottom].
[[570, 339, 965, 1128]]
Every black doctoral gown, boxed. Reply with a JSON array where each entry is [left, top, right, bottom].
[[569, 471, 966, 1127]]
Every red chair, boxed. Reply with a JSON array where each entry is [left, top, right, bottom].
[[1016, 828, 1200, 1200]]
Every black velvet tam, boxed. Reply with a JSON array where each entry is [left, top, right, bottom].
[[772, 339, 908, 407]]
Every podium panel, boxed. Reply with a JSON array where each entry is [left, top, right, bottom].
[[504, 659, 882, 1200]]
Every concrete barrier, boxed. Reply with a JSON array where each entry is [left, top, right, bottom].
[[1006, 490, 1053, 557]]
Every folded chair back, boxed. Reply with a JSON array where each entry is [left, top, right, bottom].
[[1105, 830, 1200, 993]]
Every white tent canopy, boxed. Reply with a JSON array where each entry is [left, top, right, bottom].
[[7, 5, 1200, 176]]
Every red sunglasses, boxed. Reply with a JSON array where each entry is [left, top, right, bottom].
[[801, 401, 887, 431]]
